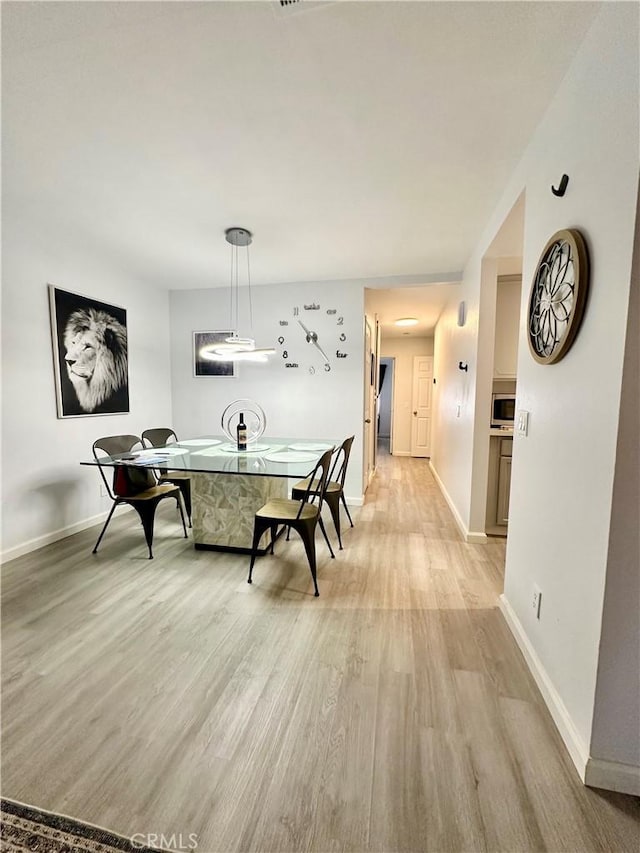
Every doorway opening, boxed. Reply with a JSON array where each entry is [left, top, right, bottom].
[[473, 193, 524, 556], [378, 357, 394, 455], [365, 282, 460, 460]]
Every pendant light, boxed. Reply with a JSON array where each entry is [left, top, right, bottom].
[[199, 227, 275, 363]]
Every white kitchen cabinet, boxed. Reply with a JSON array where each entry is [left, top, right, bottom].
[[494, 276, 522, 379]]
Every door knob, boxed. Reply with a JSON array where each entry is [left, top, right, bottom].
[[413, 411, 418, 416], [365, 418, 371, 423]]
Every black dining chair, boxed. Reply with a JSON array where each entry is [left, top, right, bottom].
[[142, 427, 192, 527], [248, 448, 335, 597], [92, 434, 187, 559], [290, 435, 355, 550]]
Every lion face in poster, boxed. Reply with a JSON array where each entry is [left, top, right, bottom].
[[63, 308, 128, 413]]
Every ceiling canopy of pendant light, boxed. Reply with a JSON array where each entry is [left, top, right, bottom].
[[199, 227, 275, 363]]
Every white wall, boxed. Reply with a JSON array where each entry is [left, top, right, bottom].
[[168, 281, 365, 503], [1, 220, 174, 560], [588, 192, 640, 778], [432, 271, 486, 534], [432, 2, 639, 784], [380, 336, 433, 455]]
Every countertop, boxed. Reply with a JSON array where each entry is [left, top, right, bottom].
[[489, 427, 514, 437]]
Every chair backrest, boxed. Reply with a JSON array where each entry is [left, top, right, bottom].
[[329, 435, 355, 488], [92, 434, 153, 499], [93, 434, 142, 458], [142, 428, 178, 448], [296, 447, 334, 518]]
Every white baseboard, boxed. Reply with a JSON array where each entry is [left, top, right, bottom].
[[464, 530, 488, 544], [2, 495, 364, 564], [393, 450, 411, 457], [428, 461, 487, 544], [344, 494, 364, 508], [498, 593, 590, 781], [585, 757, 640, 796], [1, 509, 119, 565]]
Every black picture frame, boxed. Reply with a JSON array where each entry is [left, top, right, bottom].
[[193, 331, 237, 377], [48, 285, 129, 418]]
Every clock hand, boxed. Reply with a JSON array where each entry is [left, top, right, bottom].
[[297, 319, 316, 342], [312, 338, 330, 365], [298, 320, 330, 364], [297, 320, 330, 366]]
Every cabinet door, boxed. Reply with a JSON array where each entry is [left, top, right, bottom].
[[497, 455, 512, 525], [494, 278, 521, 379]]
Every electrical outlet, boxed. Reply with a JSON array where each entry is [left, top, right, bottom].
[[532, 584, 542, 620], [99, 484, 109, 498]]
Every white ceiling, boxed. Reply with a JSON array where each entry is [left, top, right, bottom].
[[3, 1, 598, 300], [366, 283, 458, 337]]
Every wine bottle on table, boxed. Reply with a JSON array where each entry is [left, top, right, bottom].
[[237, 412, 247, 451]]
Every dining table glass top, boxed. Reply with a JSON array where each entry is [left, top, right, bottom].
[[81, 436, 338, 479]]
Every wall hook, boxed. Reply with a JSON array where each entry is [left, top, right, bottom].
[[458, 361, 468, 372], [551, 174, 569, 197]]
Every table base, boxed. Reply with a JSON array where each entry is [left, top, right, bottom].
[[191, 472, 287, 551]]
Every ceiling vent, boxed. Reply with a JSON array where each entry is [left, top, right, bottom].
[[273, 0, 334, 17]]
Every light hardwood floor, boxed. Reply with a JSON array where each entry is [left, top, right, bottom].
[[2, 447, 639, 852]]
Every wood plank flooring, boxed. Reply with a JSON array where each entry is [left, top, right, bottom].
[[2, 446, 639, 852]]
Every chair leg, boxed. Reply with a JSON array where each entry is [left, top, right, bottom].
[[180, 482, 192, 528], [341, 492, 354, 528], [298, 524, 320, 597], [92, 502, 118, 554], [318, 516, 335, 559], [270, 523, 278, 555], [132, 500, 161, 559], [160, 475, 192, 528], [325, 492, 343, 549], [248, 519, 268, 583], [176, 496, 188, 538]]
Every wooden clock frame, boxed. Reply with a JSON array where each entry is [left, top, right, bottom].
[[527, 228, 590, 365]]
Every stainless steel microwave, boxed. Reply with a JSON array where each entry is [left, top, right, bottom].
[[491, 394, 516, 427]]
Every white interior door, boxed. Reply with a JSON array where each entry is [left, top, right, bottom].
[[410, 356, 433, 457]]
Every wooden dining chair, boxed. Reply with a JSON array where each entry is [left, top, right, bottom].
[[92, 435, 187, 559], [290, 435, 355, 550], [141, 427, 192, 527], [248, 448, 335, 597]]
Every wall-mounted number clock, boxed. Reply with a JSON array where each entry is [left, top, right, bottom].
[[527, 228, 590, 365], [276, 303, 349, 374]]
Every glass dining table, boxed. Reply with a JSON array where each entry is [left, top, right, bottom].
[[81, 436, 337, 553]]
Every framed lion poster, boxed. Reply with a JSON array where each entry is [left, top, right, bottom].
[[48, 285, 130, 418]]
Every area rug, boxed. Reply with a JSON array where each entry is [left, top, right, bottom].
[[1, 798, 165, 853]]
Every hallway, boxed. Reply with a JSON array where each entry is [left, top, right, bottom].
[[1, 452, 638, 852]]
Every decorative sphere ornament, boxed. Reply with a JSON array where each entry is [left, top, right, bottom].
[[221, 399, 266, 444]]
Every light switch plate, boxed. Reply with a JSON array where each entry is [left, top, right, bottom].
[[516, 410, 530, 436]]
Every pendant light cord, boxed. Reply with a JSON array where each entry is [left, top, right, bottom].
[[235, 242, 240, 335], [246, 241, 253, 335], [229, 241, 235, 332], [227, 237, 253, 338]]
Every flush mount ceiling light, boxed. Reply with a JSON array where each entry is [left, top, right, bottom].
[[394, 317, 419, 327], [199, 227, 276, 363]]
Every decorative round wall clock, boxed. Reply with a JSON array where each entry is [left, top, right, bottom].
[[276, 303, 349, 374], [527, 228, 589, 364]]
